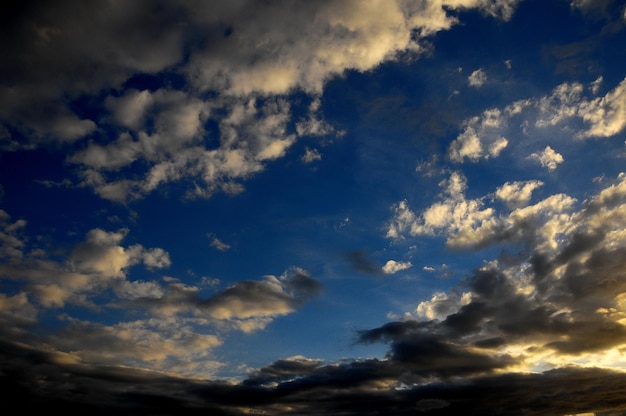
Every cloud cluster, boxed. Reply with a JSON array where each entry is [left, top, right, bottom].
[[388, 171, 626, 371], [447, 76, 626, 166], [0, 0, 524, 202], [0, 218, 321, 376], [387, 170, 578, 250]]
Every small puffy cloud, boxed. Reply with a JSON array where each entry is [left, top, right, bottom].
[[209, 235, 231, 251], [382, 260, 412, 274], [387, 172, 497, 249], [577, 78, 626, 138], [468, 68, 487, 87], [416, 291, 472, 321], [301, 147, 322, 163], [0, 210, 27, 259], [448, 109, 508, 163], [296, 97, 334, 138], [69, 228, 170, 278], [141, 247, 172, 269], [528, 146, 564, 171], [495, 180, 544, 209]]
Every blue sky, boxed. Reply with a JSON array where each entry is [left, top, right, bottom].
[[2, 0, 626, 414]]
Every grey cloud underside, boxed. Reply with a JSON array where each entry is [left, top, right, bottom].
[[3, 339, 626, 416]]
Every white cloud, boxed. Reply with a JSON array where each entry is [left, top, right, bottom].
[[528, 146, 564, 171], [495, 180, 544, 209], [387, 172, 497, 248], [387, 172, 577, 251], [533, 77, 626, 139], [382, 260, 413, 274], [448, 109, 508, 162], [577, 78, 626, 139], [416, 291, 472, 320], [468, 68, 487, 87], [1, 0, 525, 202], [301, 147, 322, 164], [210, 236, 231, 252]]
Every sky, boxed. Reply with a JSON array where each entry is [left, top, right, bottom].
[[1, 0, 626, 414]]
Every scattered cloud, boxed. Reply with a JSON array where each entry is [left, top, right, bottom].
[[528, 145, 564, 171], [344, 250, 382, 275], [209, 234, 231, 251], [382, 260, 412, 274], [468, 68, 487, 87], [387, 171, 577, 250], [447, 109, 509, 162], [301, 147, 322, 164], [3, 2, 626, 415], [495, 180, 544, 209]]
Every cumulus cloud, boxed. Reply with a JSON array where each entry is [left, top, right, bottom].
[[0, 0, 524, 201], [301, 147, 322, 164], [445, 77, 626, 172], [447, 108, 509, 162], [387, 172, 498, 249], [468, 68, 487, 87], [69, 228, 170, 278], [495, 180, 544, 208], [528, 145, 564, 171], [387, 171, 576, 250], [535, 77, 626, 138], [382, 172, 626, 379], [382, 260, 413, 274], [576, 78, 626, 138]]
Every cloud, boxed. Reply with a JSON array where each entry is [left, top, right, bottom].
[[0, 210, 27, 259], [0, 217, 321, 373], [447, 109, 509, 162], [387, 172, 498, 249], [444, 76, 626, 172], [301, 147, 322, 164], [387, 171, 577, 251], [382, 260, 413, 274], [6, 172, 626, 412], [528, 145, 564, 171], [126, 267, 322, 333], [495, 180, 544, 208], [383, 172, 626, 380], [69, 228, 171, 278], [209, 235, 231, 251], [0, 0, 524, 202], [576, 78, 626, 138], [344, 250, 382, 275], [468, 68, 487, 87]]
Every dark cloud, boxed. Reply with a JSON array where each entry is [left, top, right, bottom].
[[343, 250, 382, 275], [3, 337, 626, 415]]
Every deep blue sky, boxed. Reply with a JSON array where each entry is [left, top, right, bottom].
[[1, 1, 626, 414]]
